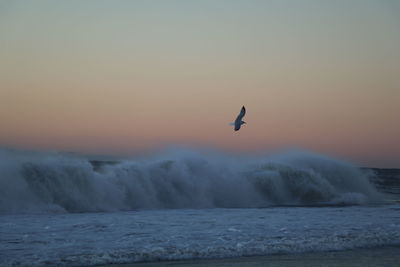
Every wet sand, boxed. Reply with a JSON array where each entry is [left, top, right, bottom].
[[98, 246, 400, 267]]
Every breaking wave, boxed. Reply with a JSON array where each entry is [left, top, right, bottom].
[[0, 148, 382, 214]]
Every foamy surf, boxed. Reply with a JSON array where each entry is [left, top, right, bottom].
[[0, 148, 382, 214], [1, 206, 400, 267]]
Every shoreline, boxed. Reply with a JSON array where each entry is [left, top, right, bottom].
[[97, 246, 400, 267]]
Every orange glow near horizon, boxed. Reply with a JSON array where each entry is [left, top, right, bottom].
[[1, 1, 399, 167]]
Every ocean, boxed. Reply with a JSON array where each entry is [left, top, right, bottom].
[[1, 148, 399, 266]]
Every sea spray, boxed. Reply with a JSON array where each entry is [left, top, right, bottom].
[[0, 148, 381, 214]]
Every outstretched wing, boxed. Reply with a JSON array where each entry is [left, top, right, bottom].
[[235, 106, 246, 122], [234, 106, 246, 131]]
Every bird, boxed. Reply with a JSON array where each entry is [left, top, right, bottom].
[[230, 106, 246, 131]]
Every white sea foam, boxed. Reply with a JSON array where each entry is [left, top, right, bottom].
[[0, 148, 381, 214], [1, 206, 400, 266]]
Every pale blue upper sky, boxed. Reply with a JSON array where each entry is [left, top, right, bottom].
[[0, 0, 399, 166]]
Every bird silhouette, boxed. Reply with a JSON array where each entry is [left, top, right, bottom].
[[230, 106, 246, 131]]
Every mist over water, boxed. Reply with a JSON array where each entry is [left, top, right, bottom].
[[0, 148, 381, 214]]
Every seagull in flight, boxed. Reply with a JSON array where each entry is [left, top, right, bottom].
[[230, 106, 246, 131]]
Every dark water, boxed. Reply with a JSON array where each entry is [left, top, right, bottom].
[[0, 149, 399, 266], [0, 149, 388, 214], [1, 205, 400, 266], [365, 168, 400, 197]]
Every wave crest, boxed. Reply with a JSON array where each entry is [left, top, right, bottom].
[[0, 149, 381, 213]]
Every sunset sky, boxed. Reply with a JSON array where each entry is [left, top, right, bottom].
[[0, 0, 399, 167]]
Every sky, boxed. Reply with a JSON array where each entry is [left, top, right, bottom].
[[0, 0, 399, 167]]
